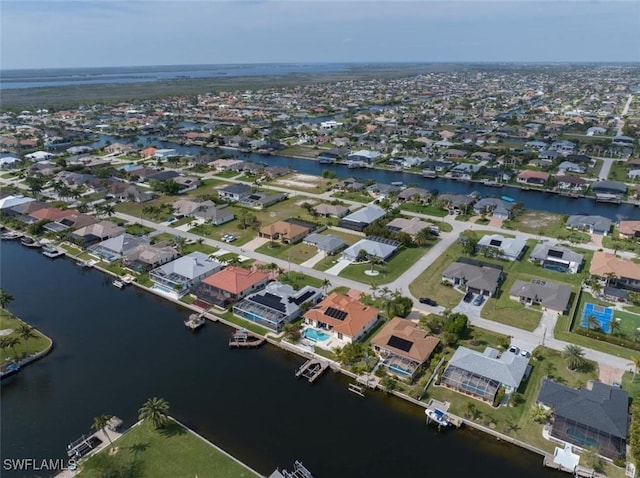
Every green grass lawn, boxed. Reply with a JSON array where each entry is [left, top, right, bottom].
[[398, 202, 448, 218], [278, 271, 324, 289], [610, 309, 640, 338], [607, 160, 632, 182], [331, 191, 373, 203], [0, 309, 53, 362], [77, 419, 259, 478], [481, 273, 543, 332], [125, 224, 155, 236], [339, 247, 429, 285], [254, 241, 318, 264], [215, 170, 242, 178], [219, 311, 270, 336], [180, 243, 218, 255], [322, 228, 363, 245], [603, 233, 640, 255]]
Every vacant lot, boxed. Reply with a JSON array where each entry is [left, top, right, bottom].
[[339, 246, 429, 285], [272, 173, 337, 193]]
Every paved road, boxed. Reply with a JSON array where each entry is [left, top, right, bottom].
[[616, 94, 634, 137]]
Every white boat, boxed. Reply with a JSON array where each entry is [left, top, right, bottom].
[[0, 231, 23, 240], [42, 245, 65, 258], [113, 280, 124, 289], [425, 408, 451, 427]]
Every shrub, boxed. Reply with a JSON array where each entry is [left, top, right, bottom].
[[493, 385, 506, 407]]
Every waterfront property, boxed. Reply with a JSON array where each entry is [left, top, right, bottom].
[[529, 243, 583, 274], [476, 234, 527, 261], [233, 281, 323, 331], [149, 252, 223, 298], [88, 233, 150, 262], [370, 316, 440, 379], [193, 266, 269, 308], [508, 279, 573, 314], [566, 215, 612, 236], [303, 292, 379, 344], [70, 220, 126, 247], [440, 347, 530, 405], [441, 258, 503, 297], [537, 378, 629, 459], [122, 243, 178, 273], [617, 220, 640, 240], [472, 198, 514, 219]]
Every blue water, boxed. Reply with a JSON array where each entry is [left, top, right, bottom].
[[304, 328, 330, 342], [388, 364, 412, 377], [0, 63, 350, 90]]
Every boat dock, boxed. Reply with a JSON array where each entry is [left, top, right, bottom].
[[295, 359, 329, 383], [184, 313, 206, 331], [348, 383, 365, 397], [269, 460, 314, 478], [228, 329, 265, 348], [425, 399, 462, 428], [42, 245, 65, 258]]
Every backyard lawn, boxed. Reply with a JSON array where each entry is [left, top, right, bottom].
[[339, 246, 429, 284], [254, 241, 318, 264], [398, 202, 448, 218], [77, 419, 259, 478], [0, 309, 52, 362]]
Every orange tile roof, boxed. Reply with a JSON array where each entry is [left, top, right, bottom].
[[618, 221, 640, 236], [371, 317, 440, 363], [518, 170, 549, 180], [590, 251, 640, 281], [259, 221, 311, 240], [200, 266, 268, 295], [30, 208, 78, 221], [304, 292, 379, 339]]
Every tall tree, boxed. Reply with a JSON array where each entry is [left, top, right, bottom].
[[1, 336, 20, 359], [0, 288, 15, 309], [17, 324, 37, 356], [91, 414, 114, 449], [628, 356, 640, 381], [562, 344, 586, 371], [138, 397, 170, 429]]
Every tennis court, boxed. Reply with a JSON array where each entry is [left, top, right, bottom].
[[581, 303, 614, 333]]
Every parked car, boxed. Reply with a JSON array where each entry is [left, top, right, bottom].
[[472, 294, 485, 306], [520, 350, 531, 358], [508, 345, 520, 355], [419, 297, 437, 306], [463, 291, 474, 303]]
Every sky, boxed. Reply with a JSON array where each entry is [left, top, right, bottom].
[[1, 0, 639, 69]]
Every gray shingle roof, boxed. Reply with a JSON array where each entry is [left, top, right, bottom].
[[447, 346, 529, 389], [152, 252, 222, 281], [537, 379, 629, 439], [442, 261, 502, 293], [342, 238, 399, 262], [342, 205, 386, 225], [566, 215, 612, 233], [509, 279, 572, 312], [530, 243, 583, 266], [303, 233, 346, 254]]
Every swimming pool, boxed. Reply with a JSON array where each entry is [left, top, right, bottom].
[[566, 427, 599, 448], [304, 329, 330, 342], [388, 364, 412, 377]]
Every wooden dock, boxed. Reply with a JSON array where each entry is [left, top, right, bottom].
[[184, 313, 205, 331], [348, 383, 365, 397], [228, 329, 265, 348], [295, 359, 329, 383]]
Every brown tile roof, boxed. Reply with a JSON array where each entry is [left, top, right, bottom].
[[30, 207, 78, 221], [259, 221, 311, 240], [518, 170, 549, 180], [618, 221, 640, 236], [200, 266, 268, 295], [304, 292, 378, 339], [371, 317, 439, 363], [590, 251, 640, 281]]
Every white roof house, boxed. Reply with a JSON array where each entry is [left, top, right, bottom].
[[476, 234, 527, 261], [25, 151, 54, 161], [342, 238, 400, 262], [0, 195, 35, 210], [150, 252, 223, 298]]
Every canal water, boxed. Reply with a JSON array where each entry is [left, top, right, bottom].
[[91, 134, 640, 221], [0, 242, 563, 477]]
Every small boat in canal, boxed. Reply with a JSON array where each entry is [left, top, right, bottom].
[[425, 408, 451, 427]]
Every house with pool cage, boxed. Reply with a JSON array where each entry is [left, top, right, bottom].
[[370, 317, 440, 379], [149, 252, 223, 299], [439, 346, 530, 405], [233, 282, 323, 331]]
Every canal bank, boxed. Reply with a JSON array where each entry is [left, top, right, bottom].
[[90, 133, 640, 221], [0, 241, 561, 477]]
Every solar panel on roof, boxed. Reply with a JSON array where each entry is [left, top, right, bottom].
[[250, 293, 286, 312], [548, 249, 564, 258], [290, 290, 315, 305], [489, 239, 502, 247], [387, 335, 413, 352], [325, 306, 347, 321]]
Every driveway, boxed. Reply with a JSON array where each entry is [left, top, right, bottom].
[[325, 259, 351, 276], [243, 236, 269, 251], [301, 251, 326, 268]]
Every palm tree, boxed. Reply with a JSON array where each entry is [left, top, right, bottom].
[[17, 324, 37, 357], [138, 397, 170, 429], [1, 336, 20, 359], [369, 254, 381, 273], [0, 288, 14, 309], [102, 204, 115, 217], [320, 278, 331, 294], [609, 319, 621, 336], [586, 314, 601, 332], [92, 414, 114, 449], [0, 336, 16, 359], [415, 227, 433, 247], [628, 356, 640, 381], [562, 344, 586, 371], [590, 281, 603, 297], [370, 283, 379, 298]]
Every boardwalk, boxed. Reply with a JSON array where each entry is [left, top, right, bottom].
[[228, 329, 265, 348]]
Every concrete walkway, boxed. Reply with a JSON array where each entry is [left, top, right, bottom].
[[242, 236, 269, 251], [300, 250, 326, 268], [325, 258, 351, 276]]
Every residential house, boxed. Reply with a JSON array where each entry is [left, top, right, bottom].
[[538, 150, 560, 161], [173, 176, 201, 193], [194, 266, 270, 308], [529, 243, 584, 274], [70, 220, 126, 247], [422, 160, 453, 173], [333, 178, 366, 192], [149, 252, 223, 298], [366, 183, 402, 198], [591, 180, 627, 197], [397, 187, 433, 203], [348, 150, 381, 164], [172, 199, 213, 218], [123, 243, 178, 273], [590, 251, 640, 294], [371, 317, 440, 379], [472, 198, 514, 219], [192, 204, 234, 226], [338, 205, 386, 232], [0, 195, 35, 211], [618, 221, 640, 239], [566, 215, 612, 236], [385, 217, 436, 238], [210, 159, 244, 171], [441, 258, 503, 297], [239, 192, 287, 209], [557, 161, 586, 174], [105, 143, 135, 155], [555, 175, 588, 192], [303, 292, 379, 344], [3, 199, 47, 220], [341, 237, 400, 263], [537, 379, 628, 459], [476, 234, 527, 261], [439, 193, 476, 214], [44, 212, 98, 233], [154, 149, 179, 160], [303, 233, 346, 255], [233, 282, 323, 332], [313, 204, 349, 218], [517, 170, 549, 186], [509, 279, 573, 313], [218, 183, 252, 202], [88, 233, 150, 262], [440, 347, 529, 404], [259, 219, 314, 244]]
